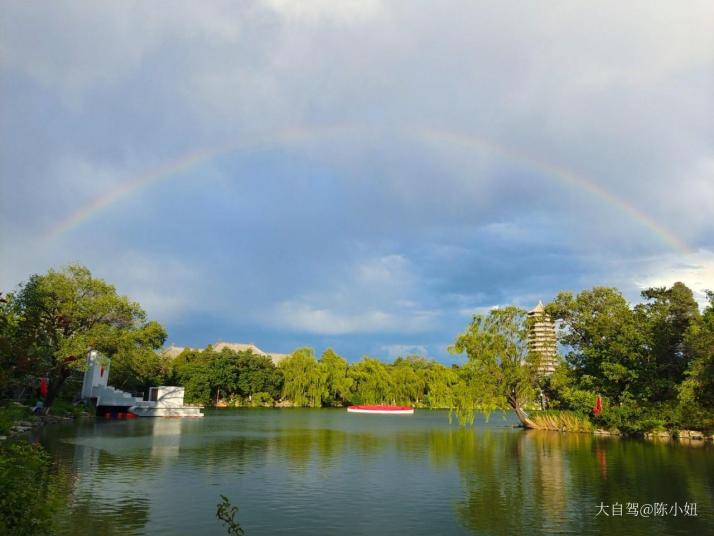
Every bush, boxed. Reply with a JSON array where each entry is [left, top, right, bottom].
[[593, 398, 666, 435], [0, 441, 65, 536], [250, 392, 273, 407], [0, 402, 34, 435], [557, 387, 598, 416]]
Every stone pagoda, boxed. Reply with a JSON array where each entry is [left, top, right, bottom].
[[527, 301, 559, 376]]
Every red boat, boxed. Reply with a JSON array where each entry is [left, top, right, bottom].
[[347, 405, 414, 415]]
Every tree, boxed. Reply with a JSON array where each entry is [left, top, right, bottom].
[[106, 321, 169, 393], [389, 359, 424, 405], [279, 348, 325, 407], [3, 265, 166, 408], [234, 351, 283, 401], [449, 306, 541, 426], [636, 282, 701, 400], [319, 349, 352, 406], [678, 290, 714, 429], [348, 357, 393, 404], [548, 287, 647, 403], [422, 362, 459, 409]]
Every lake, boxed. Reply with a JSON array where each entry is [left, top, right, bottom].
[[37, 409, 713, 535]]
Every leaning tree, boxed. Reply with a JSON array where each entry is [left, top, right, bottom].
[[449, 306, 542, 427]]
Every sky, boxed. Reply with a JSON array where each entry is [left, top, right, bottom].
[[1, 1, 713, 363]]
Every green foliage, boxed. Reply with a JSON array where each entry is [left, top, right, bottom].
[[279, 348, 326, 407], [216, 495, 245, 536], [249, 392, 273, 407], [422, 363, 459, 409], [449, 306, 541, 424], [676, 290, 714, 431], [1, 265, 166, 407], [548, 287, 647, 403], [548, 283, 714, 433], [0, 441, 66, 536], [0, 402, 34, 434], [635, 282, 701, 400], [319, 349, 353, 406], [173, 348, 283, 406], [5, 264, 711, 438], [347, 357, 393, 404]]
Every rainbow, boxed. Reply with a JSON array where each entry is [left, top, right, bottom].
[[44, 126, 321, 240], [417, 128, 692, 255], [44, 126, 692, 255], [46, 144, 236, 239]]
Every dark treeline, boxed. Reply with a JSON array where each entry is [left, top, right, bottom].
[[168, 347, 461, 409]]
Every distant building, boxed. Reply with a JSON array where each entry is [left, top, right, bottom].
[[162, 345, 198, 359], [161, 341, 289, 366], [527, 301, 558, 376]]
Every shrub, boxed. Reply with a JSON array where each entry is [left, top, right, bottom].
[[0, 441, 65, 536], [0, 402, 34, 435], [250, 392, 273, 407]]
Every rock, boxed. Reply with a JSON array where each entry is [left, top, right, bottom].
[[644, 431, 671, 439], [672, 429, 704, 440]]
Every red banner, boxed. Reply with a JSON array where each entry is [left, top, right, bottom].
[[593, 395, 602, 415], [40, 377, 49, 397]]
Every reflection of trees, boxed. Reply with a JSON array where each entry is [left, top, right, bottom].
[[55, 494, 150, 536], [434, 429, 543, 536], [41, 413, 714, 536], [432, 428, 714, 536]]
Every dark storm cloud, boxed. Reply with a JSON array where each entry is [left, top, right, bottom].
[[1, 1, 712, 360]]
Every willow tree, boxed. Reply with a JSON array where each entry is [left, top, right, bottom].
[[3, 264, 166, 408], [319, 349, 352, 406], [449, 306, 541, 427], [279, 348, 326, 407], [348, 357, 393, 404]]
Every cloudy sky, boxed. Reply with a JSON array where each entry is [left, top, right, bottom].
[[1, 1, 713, 362]]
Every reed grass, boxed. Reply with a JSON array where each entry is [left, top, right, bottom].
[[529, 410, 594, 433]]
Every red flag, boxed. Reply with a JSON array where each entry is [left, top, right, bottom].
[[40, 377, 49, 397], [593, 395, 602, 415]]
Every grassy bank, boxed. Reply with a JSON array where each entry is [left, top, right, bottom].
[[528, 410, 594, 433]]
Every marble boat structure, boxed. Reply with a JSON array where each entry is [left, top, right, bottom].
[[81, 350, 203, 418]]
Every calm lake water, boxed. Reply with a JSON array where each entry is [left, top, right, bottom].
[[37, 409, 713, 536]]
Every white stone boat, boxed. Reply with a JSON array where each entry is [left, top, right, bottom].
[[82, 351, 203, 418]]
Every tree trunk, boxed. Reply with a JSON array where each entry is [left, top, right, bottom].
[[43, 366, 70, 411], [507, 391, 537, 429], [513, 405, 537, 429]]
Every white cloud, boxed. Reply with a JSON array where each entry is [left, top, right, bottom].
[[1, 1, 712, 350], [264, 0, 385, 23], [271, 301, 437, 335], [356, 254, 412, 286], [635, 248, 714, 306], [380, 344, 428, 358]]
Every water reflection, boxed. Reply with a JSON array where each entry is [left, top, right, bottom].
[[438, 429, 714, 536], [38, 410, 713, 536]]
